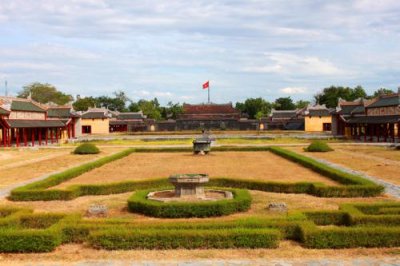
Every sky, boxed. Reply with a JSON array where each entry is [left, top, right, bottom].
[[0, 0, 399, 105]]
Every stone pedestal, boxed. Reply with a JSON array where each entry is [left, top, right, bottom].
[[169, 174, 209, 198], [193, 139, 211, 154]]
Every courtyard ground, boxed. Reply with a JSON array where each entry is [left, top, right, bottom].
[[1, 142, 400, 264], [287, 145, 400, 186], [54, 151, 339, 188]]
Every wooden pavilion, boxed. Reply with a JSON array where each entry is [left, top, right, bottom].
[[0, 97, 79, 147]]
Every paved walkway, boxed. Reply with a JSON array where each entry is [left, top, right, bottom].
[[9, 258, 399, 266], [306, 156, 400, 199]]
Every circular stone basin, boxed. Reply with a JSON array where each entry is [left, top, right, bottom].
[[147, 189, 233, 202]]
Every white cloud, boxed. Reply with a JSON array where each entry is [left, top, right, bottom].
[[280, 87, 307, 94]]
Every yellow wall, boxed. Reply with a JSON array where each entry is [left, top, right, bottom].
[[305, 116, 332, 132], [81, 118, 109, 134]]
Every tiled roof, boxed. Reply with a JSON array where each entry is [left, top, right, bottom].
[[5, 119, 66, 128], [11, 100, 46, 112], [367, 94, 400, 108], [81, 112, 109, 119], [350, 105, 365, 115], [308, 109, 331, 117], [47, 107, 72, 118], [347, 115, 400, 124], [271, 110, 298, 119], [183, 103, 239, 114], [0, 106, 10, 115], [117, 112, 145, 120]]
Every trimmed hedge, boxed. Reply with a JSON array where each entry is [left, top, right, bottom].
[[127, 188, 252, 218], [9, 146, 383, 202], [89, 228, 280, 250], [304, 141, 333, 152], [300, 223, 400, 248], [73, 143, 100, 154], [0, 228, 62, 252], [340, 203, 400, 226], [10, 148, 136, 201]]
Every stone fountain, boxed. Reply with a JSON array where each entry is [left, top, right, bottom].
[[147, 174, 233, 202]]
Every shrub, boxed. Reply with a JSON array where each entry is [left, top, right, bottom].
[[127, 188, 252, 218], [304, 141, 333, 152], [89, 228, 280, 250], [73, 143, 100, 154], [0, 229, 62, 252], [300, 223, 400, 248]]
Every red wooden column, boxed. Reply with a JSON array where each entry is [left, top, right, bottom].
[[2, 127, 5, 147], [72, 120, 75, 138], [398, 122, 400, 142], [16, 128, 20, 147], [7, 129, 11, 147], [50, 129, 54, 144], [55, 128, 59, 143], [23, 128, 27, 146], [363, 125, 367, 142], [31, 128, 35, 146], [45, 128, 48, 145], [38, 128, 42, 146]]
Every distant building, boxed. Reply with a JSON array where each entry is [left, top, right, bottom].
[[332, 91, 400, 142], [303, 104, 332, 132], [0, 96, 79, 147], [80, 108, 111, 134], [268, 109, 305, 130], [109, 111, 153, 132]]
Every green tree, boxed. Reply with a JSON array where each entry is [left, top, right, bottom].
[[314, 85, 368, 108], [372, 88, 394, 98], [72, 97, 97, 111], [96, 96, 127, 112], [274, 97, 296, 110], [235, 98, 272, 119], [295, 100, 310, 109], [129, 99, 162, 120], [18, 82, 73, 105]]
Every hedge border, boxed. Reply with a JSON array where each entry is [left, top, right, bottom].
[[127, 188, 252, 218], [9, 146, 383, 201], [1, 203, 400, 252]]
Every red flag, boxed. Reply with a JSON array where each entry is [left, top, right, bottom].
[[202, 81, 209, 89]]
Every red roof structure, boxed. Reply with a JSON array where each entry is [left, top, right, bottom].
[[179, 103, 240, 120]]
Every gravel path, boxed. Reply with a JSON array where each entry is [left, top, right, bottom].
[[307, 156, 400, 199], [11, 258, 399, 266]]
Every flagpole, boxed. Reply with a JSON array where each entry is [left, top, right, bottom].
[[208, 81, 210, 104]]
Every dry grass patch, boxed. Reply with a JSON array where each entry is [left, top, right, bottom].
[[0, 147, 123, 190], [55, 151, 339, 189], [287, 145, 400, 186]]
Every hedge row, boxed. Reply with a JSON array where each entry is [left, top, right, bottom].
[[299, 222, 400, 248], [269, 147, 383, 197], [10, 148, 137, 201], [89, 228, 280, 250], [127, 188, 252, 218], [9, 146, 383, 202], [340, 203, 400, 226]]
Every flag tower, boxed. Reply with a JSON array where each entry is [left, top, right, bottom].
[[203, 80, 210, 103]]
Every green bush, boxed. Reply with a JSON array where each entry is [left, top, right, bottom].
[[0, 228, 62, 252], [73, 143, 100, 154], [304, 211, 349, 226], [300, 223, 400, 248], [89, 228, 280, 250], [304, 141, 333, 152], [127, 188, 252, 218]]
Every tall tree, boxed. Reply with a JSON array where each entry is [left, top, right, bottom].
[[18, 82, 73, 105], [274, 97, 296, 110], [235, 98, 272, 119], [314, 85, 367, 108], [129, 99, 162, 120], [295, 100, 310, 109], [372, 88, 394, 98], [72, 97, 97, 111]]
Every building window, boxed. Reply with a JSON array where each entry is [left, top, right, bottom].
[[82, 125, 92, 134], [323, 123, 332, 131]]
